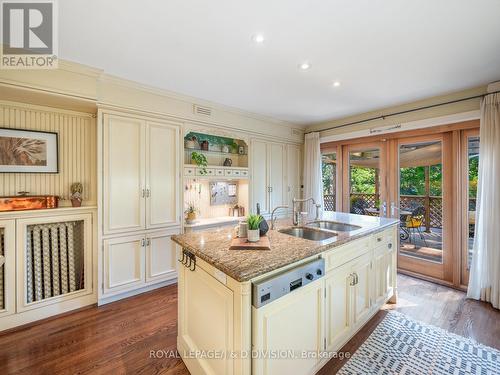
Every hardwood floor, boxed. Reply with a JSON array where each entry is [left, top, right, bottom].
[[0, 274, 498, 375]]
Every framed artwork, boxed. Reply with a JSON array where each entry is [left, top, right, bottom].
[[0, 128, 59, 173]]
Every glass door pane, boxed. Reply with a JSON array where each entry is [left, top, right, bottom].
[[322, 152, 337, 211], [348, 148, 382, 216], [399, 141, 443, 263]]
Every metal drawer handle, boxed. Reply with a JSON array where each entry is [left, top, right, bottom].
[[388, 243, 393, 249]]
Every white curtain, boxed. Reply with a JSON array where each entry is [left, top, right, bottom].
[[467, 93, 500, 309], [303, 132, 324, 218]]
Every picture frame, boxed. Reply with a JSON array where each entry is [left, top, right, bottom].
[[0, 128, 59, 173]]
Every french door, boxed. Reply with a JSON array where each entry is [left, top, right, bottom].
[[388, 134, 453, 281], [321, 120, 480, 287]]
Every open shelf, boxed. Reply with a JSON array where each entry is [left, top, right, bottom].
[[184, 131, 248, 168]]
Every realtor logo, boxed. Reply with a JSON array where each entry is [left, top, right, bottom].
[[1, 0, 58, 69]]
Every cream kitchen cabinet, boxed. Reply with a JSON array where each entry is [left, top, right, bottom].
[[324, 261, 353, 352], [102, 229, 179, 298], [250, 139, 287, 215], [286, 144, 302, 208], [103, 234, 146, 296], [145, 230, 178, 283], [350, 251, 373, 326], [373, 239, 396, 306], [102, 112, 181, 236], [324, 227, 397, 353], [0, 220, 15, 319], [177, 255, 235, 375]]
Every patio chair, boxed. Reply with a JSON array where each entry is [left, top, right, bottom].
[[351, 199, 368, 215], [404, 206, 428, 247]]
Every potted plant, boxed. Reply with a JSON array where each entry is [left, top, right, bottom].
[[185, 202, 199, 223], [191, 151, 208, 175], [247, 214, 263, 242], [70, 182, 83, 207]]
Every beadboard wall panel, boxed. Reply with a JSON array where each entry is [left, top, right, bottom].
[[0, 102, 97, 206]]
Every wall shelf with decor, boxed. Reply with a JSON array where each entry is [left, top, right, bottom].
[[184, 131, 248, 169]]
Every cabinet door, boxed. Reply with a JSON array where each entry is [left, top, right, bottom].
[[373, 241, 396, 306], [269, 142, 286, 208], [325, 262, 353, 351], [103, 114, 146, 235], [145, 230, 178, 283], [103, 235, 145, 296], [250, 139, 270, 214], [0, 220, 15, 318], [252, 281, 324, 375], [351, 252, 373, 326], [178, 262, 234, 375], [286, 144, 302, 208], [146, 121, 181, 229]]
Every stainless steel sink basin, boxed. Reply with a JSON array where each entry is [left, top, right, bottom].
[[278, 227, 337, 242], [306, 221, 362, 232]]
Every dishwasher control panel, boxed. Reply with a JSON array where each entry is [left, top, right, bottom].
[[252, 258, 325, 308]]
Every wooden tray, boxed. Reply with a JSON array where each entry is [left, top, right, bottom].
[[229, 236, 271, 250]]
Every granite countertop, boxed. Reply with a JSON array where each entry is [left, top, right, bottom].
[[172, 212, 399, 283]]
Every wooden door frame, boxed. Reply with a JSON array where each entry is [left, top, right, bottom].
[[391, 133, 452, 281], [341, 141, 389, 214]]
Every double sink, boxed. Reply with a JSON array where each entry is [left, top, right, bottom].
[[278, 220, 361, 244]]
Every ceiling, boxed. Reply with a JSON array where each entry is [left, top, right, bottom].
[[59, 0, 500, 125]]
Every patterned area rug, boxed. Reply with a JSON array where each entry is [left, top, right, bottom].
[[338, 311, 500, 375]]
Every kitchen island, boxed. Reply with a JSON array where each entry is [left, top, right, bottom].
[[172, 212, 399, 375]]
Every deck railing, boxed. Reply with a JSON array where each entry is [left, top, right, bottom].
[[322, 192, 460, 230]]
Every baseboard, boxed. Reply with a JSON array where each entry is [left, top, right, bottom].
[[98, 278, 177, 305], [0, 293, 97, 333]]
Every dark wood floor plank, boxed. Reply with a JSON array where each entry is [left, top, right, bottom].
[[0, 275, 498, 375]]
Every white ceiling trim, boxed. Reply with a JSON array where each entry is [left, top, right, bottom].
[[320, 110, 480, 143]]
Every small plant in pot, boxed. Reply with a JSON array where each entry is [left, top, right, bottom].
[[70, 182, 83, 207], [185, 202, 199, 223], [191, 151, 208, 175], [246, 214, 263, 242]]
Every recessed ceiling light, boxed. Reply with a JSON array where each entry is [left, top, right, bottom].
[[333, 81, 341, 87], [299, 62, 311, 70], [252, 33, 265, 44]]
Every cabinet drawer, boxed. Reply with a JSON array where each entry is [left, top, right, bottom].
[[224, 169, 233, 177], [240, 169, 249, 178], [184, 167, 195, 177], [323, 237, 370, 271], [371, 227, 395, 248], [232, 169, 241, 177], [215, 169, 224, 177]]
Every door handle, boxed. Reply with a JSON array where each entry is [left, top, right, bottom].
[[146, 238, 151, 247], [381, 201, 387, 216], [390, 202, 399, 217], [146, 188, 151, 198], [141, 188, 146, 198], [140, 238, 146, 247]]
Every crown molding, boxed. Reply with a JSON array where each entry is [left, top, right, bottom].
[[98, 72, 305, 130]]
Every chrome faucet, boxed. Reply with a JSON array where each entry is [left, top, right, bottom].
[[292, 197, 321, 226], [270, 205, 289, 230]]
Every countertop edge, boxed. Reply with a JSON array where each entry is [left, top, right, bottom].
[[172, 221, 398, 283]]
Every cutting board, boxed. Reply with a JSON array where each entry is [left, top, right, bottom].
[[229, 236, 271, 250]]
